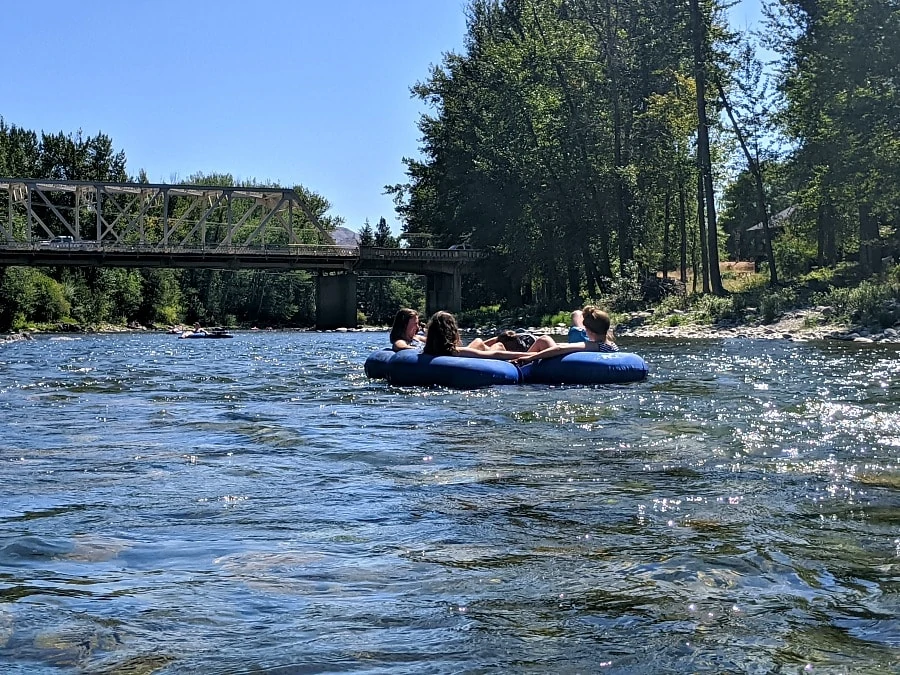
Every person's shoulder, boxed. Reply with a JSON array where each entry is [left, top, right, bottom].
[[393, 340, 424, 352]]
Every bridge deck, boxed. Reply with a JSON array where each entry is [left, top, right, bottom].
[[0, 242, 484, 273]]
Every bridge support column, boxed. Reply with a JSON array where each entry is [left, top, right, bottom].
[[316, 271, 357, 329], [425, 271, 461, 317]]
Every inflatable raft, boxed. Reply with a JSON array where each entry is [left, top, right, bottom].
[[365, 349, 648, 388]]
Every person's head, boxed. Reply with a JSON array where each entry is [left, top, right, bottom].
[[582, 306, 611, 340], [571, 310, 584, 328], [424, 311, 460, 356], [193, 322, 201, 330], [389, 308, 420, 343], [496, 330, 529, 352]]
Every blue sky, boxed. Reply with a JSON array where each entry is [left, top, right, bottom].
[[2, 0, 763, 236]]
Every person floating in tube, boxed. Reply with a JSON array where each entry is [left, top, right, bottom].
[[513, 306, 618, 365]]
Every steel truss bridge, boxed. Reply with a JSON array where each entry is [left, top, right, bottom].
[[0, 179, 481, 327]]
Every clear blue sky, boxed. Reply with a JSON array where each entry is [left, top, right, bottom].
[[2, 0, 763, 236]]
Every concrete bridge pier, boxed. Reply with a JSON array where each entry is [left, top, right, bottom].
[[425, 271, 461, 318], [316, 271, 357, 329]]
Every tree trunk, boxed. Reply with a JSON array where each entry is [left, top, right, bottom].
[[822, 198, 836, 265], [715, 78, 778, 285], [582, 245, 601, 297], [609, 47, 633, 272], [519, 85, 613, 280], [530, 3, 615, 278], [859, 202, 882, 276], [576, 0, 633, 274], [696, 169, 710, 293], [678, 175, 687, 284], [689, 0, 724, 295], [690, 221, 699, 294], [567, 261, 581, 304], [662, 188, 671, 279]]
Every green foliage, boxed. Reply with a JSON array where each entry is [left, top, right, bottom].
[[769, 0, 900, 273], [358, 220, 375, 247], [373, 217, 396, 247], [604, 263, 646, 312], [542, 311, 571, 327], [356, 215, 424, 325], [759, 286, 798, 324], [773, 229, 817, 278], [0, 267, 71, 328], [4, 0, 896, 329], [655, 293, 689, 317], [395, 0, 707, 306], [815, 280, 900, 328], [693, 294, 736, 323], [31, 275, 71, 322], [456, 305, 502, 328], [802, 312, 822, 329]]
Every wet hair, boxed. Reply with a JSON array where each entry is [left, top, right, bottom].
[[496, 330, 529, 352], [423, 311, 460, 356], [582, 306, 611, 337], [389, 308, 419, 344]]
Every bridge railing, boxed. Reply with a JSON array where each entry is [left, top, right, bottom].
[[0, 241, 484, 260], [359, 246, 484, 260]]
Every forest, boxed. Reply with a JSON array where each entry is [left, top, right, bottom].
[[391, 0, 899, 320], [1, 0, 898, 331]]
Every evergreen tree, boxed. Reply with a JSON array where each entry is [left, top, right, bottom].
[[358, 219, 375, 246], [768, 0, 900, 274], [374, 217, 397, 247]]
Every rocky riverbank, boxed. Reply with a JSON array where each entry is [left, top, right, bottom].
[[5, 307, 899, 345], [614, 307, 900, 344], [0, 332, 34, 344]]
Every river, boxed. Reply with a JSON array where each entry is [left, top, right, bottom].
[[1, 331, 899, 673]]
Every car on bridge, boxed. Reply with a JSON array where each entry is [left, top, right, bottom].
[[37, 236, 100, 249], [38, 236, 75, 248]]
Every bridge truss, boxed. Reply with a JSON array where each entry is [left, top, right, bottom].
[[0, 178, 334, 248]]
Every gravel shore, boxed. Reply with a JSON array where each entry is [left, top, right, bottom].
[[613, 308, 900, 344]]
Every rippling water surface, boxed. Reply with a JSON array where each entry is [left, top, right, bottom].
[[1, 332, 900, 673]]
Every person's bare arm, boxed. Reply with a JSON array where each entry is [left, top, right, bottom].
[[513, 342, 585, 364], [455, 346, 521, 360]]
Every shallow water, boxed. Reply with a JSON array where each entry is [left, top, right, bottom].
[[1, 332, 899, 673]]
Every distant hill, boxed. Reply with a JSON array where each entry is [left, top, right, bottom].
[[331, 227, 359, 247]]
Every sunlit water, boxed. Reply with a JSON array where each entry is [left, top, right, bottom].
[[1, 332, 900, 673]]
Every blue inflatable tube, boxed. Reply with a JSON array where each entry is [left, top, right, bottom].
[[363, 348, 397, 380], [365, 349, 648, 388], [519, 351, 648, 385], [366, 349, 521, 388]]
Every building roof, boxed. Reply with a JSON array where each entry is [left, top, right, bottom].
[[746, 205, 797, 231]]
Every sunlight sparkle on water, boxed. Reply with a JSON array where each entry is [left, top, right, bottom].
[[3, 332, 899, 671]]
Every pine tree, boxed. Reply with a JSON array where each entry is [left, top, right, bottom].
[[358, 219, 375, 247]]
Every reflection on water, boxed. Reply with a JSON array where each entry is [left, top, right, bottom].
[[1, 332, 899, 672]]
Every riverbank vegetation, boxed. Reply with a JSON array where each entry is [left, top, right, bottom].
[[394, 0, 898, 317], [458, 260, 900, 335], [1, 0, 898, 333]]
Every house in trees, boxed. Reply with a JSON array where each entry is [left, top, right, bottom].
[[744, 205, 796, 266]]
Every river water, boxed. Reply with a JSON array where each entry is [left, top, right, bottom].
[[1, 332, 899, 674]]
